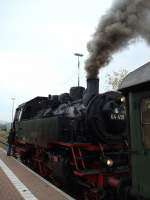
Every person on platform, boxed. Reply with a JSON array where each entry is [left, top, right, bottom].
[[7, 127, 16, 156]]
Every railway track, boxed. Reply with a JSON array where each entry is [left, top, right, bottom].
[[0, 140, 8, 150], [0, 140, 8, 146], [0, 131, 8, 149]]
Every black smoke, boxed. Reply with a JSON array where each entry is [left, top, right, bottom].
[[85, 0, 150, 78]]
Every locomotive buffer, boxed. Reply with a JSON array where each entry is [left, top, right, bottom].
[[0, 148, 75, 200]]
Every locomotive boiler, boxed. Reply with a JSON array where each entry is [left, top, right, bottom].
[[13, 78, 128, 200]]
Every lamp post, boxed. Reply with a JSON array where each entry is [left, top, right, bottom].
[[74, 53, 83, 87], [11, 98, 15, 122]]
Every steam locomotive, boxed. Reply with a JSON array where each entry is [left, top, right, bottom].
[[13, 78, 128, 199]]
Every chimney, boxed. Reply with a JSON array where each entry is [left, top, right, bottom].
[[83, 78, 99, 105]]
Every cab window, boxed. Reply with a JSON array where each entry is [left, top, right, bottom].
[[141, 98, 150, 149], [14, 108, 23, 122]]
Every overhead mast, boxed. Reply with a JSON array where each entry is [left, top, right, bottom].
[[74, 53, 83, 87]]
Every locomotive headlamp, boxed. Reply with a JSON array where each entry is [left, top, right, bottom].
[[106, 159, 114, 167], [100, 156, 114, 167], [120, 97, 125, 103]]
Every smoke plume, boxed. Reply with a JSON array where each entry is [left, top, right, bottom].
[[85, 0, 150, 78]]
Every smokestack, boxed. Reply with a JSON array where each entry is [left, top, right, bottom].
[[83, 78, 99, 105], [87, 78, 99, 95], [85, 0, 150, 79]]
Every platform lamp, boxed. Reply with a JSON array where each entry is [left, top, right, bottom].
[[74, 53, 83, 87]]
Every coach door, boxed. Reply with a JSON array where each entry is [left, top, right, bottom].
[[129, 90, 150, 198]]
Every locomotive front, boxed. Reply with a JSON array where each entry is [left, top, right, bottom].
[[84, 78, 127, 144]]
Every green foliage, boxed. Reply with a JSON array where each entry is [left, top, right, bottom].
[[106, 69, 129, 90]]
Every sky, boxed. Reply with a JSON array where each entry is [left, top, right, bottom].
[[0, 0, 150, 122]]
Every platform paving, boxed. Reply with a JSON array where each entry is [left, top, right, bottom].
[[0, 148, 75, 200]]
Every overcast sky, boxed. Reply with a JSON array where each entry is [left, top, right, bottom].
[[0, 0, 150, 122]]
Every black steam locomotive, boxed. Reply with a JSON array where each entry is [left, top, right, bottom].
[[13, 78, 128, 199]]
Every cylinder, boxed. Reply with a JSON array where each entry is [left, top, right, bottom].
[[107, 177, 120, 188]]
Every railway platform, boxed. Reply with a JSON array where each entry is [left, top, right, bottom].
[[0, 148, 75, 200]]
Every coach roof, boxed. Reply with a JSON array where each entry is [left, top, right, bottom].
[[119, 62, 150, 91]]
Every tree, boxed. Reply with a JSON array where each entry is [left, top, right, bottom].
[[106, 69, 129, 90]]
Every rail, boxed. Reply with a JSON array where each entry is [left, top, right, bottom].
[[0, 139, 8, 150]]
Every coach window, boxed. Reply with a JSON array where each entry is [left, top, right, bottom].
[[141, 98, 150, 149]]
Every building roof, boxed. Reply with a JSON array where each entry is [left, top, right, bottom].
[[119, 62, 150, 90]]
